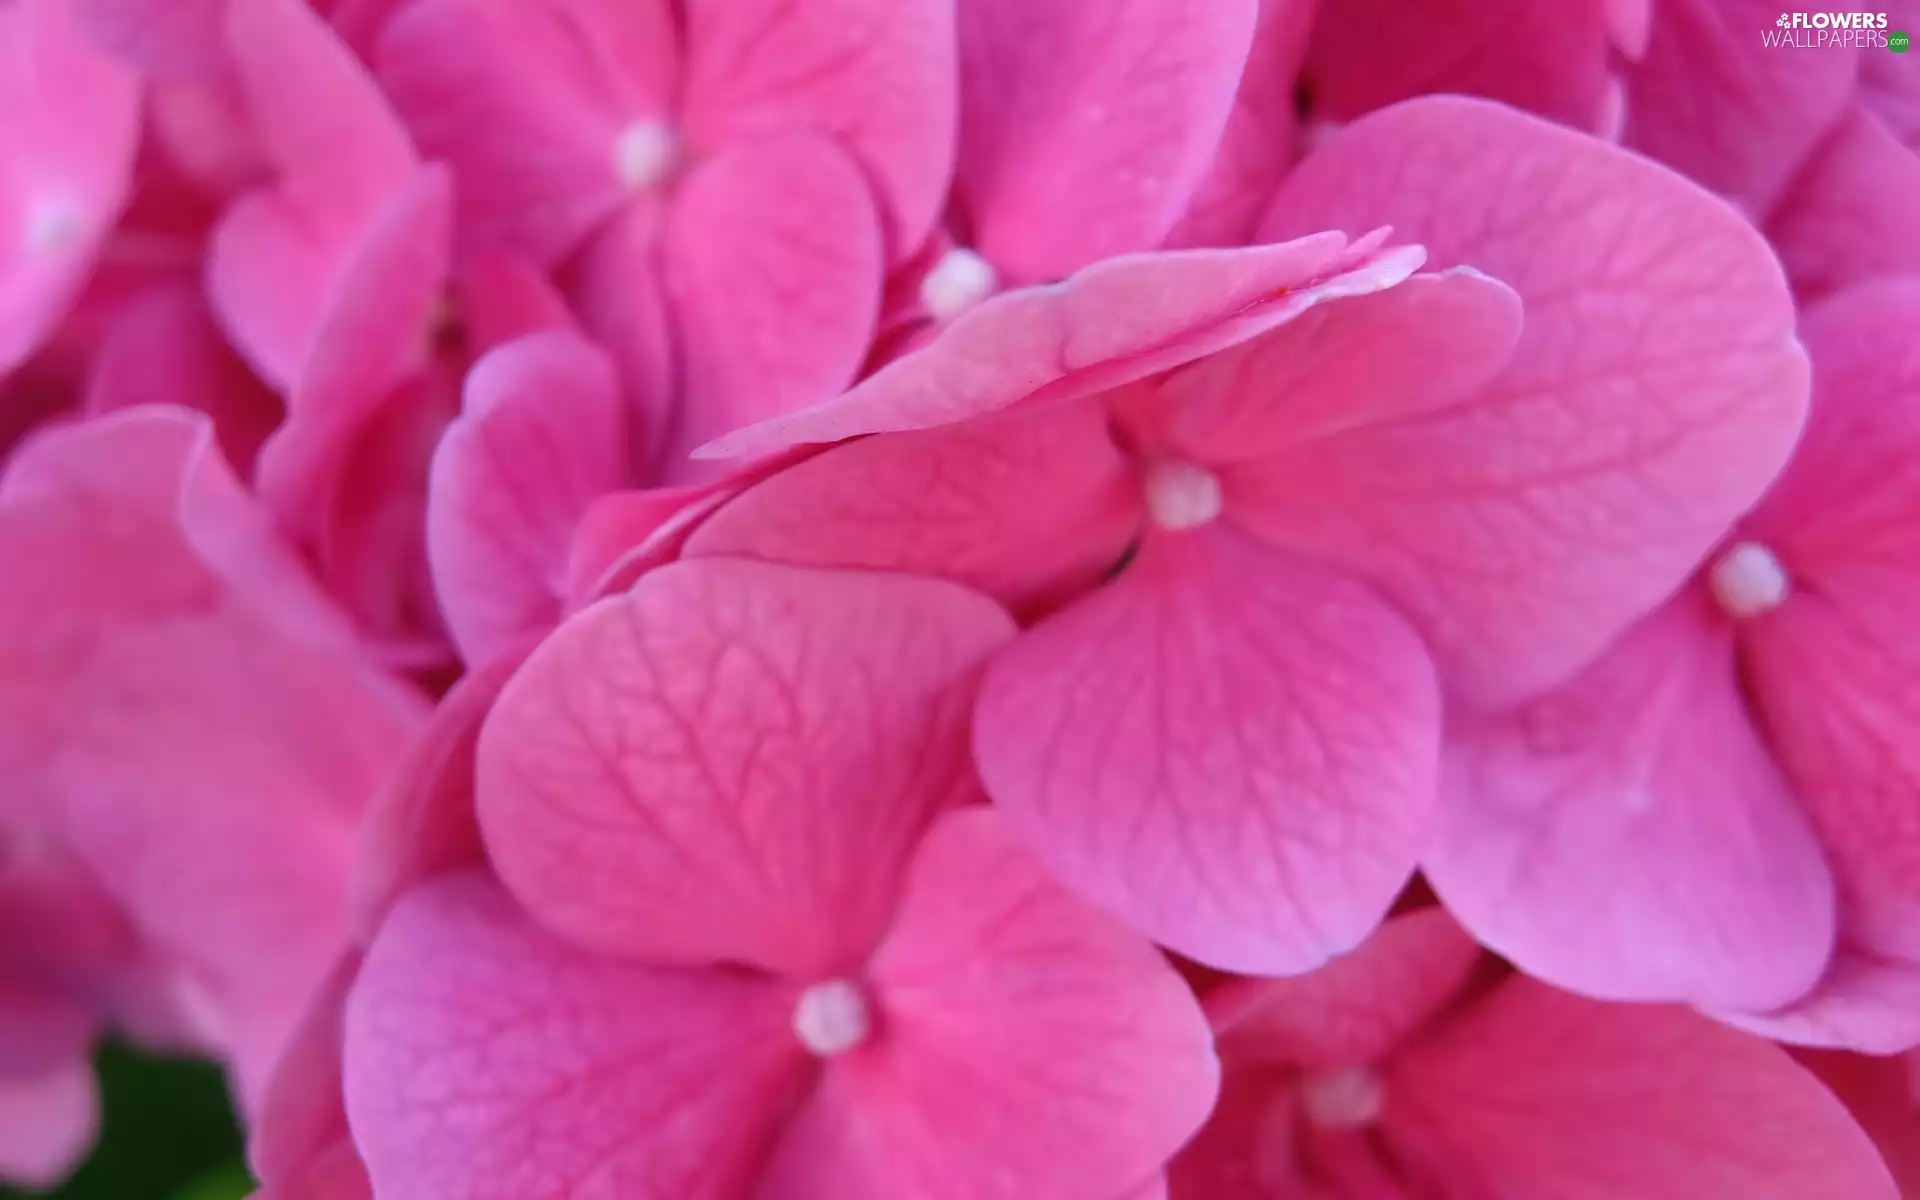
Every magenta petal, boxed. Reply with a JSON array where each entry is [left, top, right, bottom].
[[71, 0, 227, 80], [1766, 105, 1920, 299], [249, 954, 358, 1189], [344, 873, 799, 1200], [428, 331, 630, 667], [0, 1057, 96, 1188], [680, 0, 956, 258], [698, 233, 1413, 459], [1262, 96, 1808, 706], [477, 560, 1015, 975], [685, 398, 1141, 614], [1390, 977, 1900, 1198], [955, 0, 1257, 281], [760, 809, 1218, 1199], [660, 135, 883, 470], [0, 0, 140, 376], [567, 206, 679, 473], [975, 527, 1440, 974], [1429, 593, 1837, 1012]]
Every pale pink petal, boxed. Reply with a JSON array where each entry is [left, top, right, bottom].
[[697, 232, 1413, 459], [1719, 951, 1920, 1054], [0, 0, 141, 375], [1767, 106, 1920, 300], [83, 283, 282, 477], [1307, 0, 1621, 131], [1260, 96, 1808, 706], [954, 0, 1256, 281], [759, 809, 1218, 1200], [659, 134, 882, 474], [685, 399, 1141, 616], [0, 1056, 97, 1188], [1120, 267, 1522, 464], [71, 0, 227, 79], [344, 872, 800, 1200], [1203, 908, 1483, 1069], [680, 0, 955, 257], [1165, 0, 1319, 250], [376, 0, 666, 264], [974, 527, 1440, 974], [1388, 977, 1901, 1198], [1623, 0, 1859, 216], [1429, 591, 1837, 1012], [1740, 279, 1920, 965], [428, 331, 630, 667], [477, 560, 1015, 975]]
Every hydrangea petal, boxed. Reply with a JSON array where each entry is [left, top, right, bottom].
[[1428, 592, 1836, 1011], [0, 1057, 96, 1188], [974, 527, 1440, 974], [477, 560, 1015, 975], [428, 331, 630, 667], [345, 873, 799, 1200], [954, 0, 1256, 281], [1719, 952, 1920, 1054], [1261, 95, 1808, 706], [1767, 107, 1920, 299], [759, 809, 1217, 1200]]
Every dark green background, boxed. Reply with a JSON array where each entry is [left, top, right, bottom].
[[3, 1044, 250, 1200]]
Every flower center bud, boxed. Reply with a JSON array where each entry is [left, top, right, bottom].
[[919, 247, 998, 322], [1298, 1066, 1385, 1130], [793, 979, 871, 1057], [1144, 459, 1223, 530], [1708, 540, 1789, 619], [614, 121, 678, 192]]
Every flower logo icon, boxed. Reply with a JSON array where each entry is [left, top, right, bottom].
[[1777, 12, 1793, 26]]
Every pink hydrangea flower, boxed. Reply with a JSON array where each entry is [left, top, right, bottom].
[[680, 96, 1806, 974], [1170, 908, 1900, 1197], [0, 406, 426, 1106], [1429, 277, 1920, 1040], [344, 559, 1218, 1198]]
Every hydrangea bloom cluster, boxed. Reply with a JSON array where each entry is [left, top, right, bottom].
[[1, 0, 1916, 1196]]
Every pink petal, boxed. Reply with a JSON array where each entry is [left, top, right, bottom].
[[1740, 279, 1920, 965], [1798, 1048, 1920, 1195], [453, 251, 575, 359], [659, 134, 883, 474], [0, 983, 92, 1078], [680, 0, 956, 258], [685, 398, 1141, 616], [1120, 267, 1522, 464], [1767, 106, 1920, 300], [207, 0, 419, 389], [1203, 908, 1484, 1069], [561, 483, 726, 604], [1261, 96, 1808, 707], [344, 872, 800, 1200], [347, 651, 519, 942], [954, 0, 1257, 281], [1388, 977, 1901, 1198], [250, 954, 358, 1188], [376, 0, 668, 265], [428, 331, 630, 667], [71, 0, 227, 79], [477, 560, 1015, 975], [697, 232, 1412, 459], [1164, 0, 1319, 250], [974, 527, 1440, 974], [759, 808, 1218, 1199], [0, 1056, 97, 1188], [1719, 951, 1920, 1054], [83, 283, 282, 477], [0, 409, 425, 1099], [1623, 0, 1859, 216], [1429, 592, 1837, 1012], [1306, 0, 1622, 132], [565, 206, 678, 475], [0, 0, 141, 376], [252, 1140, 372, 1200]]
